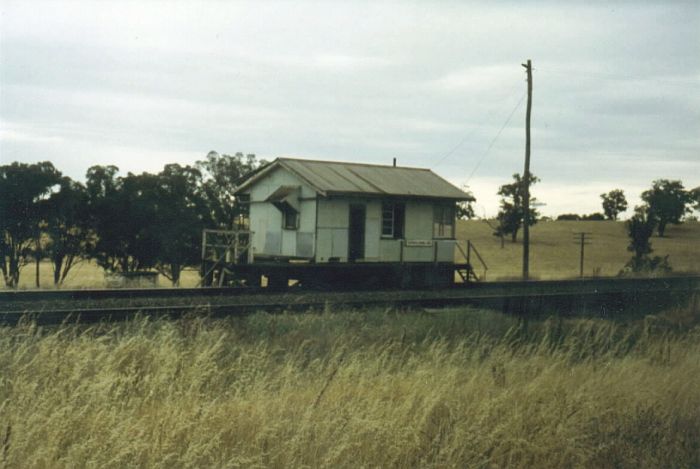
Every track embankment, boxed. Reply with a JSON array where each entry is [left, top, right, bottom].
[[1, 276, 698, 325]]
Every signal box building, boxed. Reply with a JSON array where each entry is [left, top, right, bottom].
[[233, 157, 472, 265], [200, 157, 481, 288]]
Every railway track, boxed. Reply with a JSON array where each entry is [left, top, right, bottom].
[[1, 276, 698, 326]]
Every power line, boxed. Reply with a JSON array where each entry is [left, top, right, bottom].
[[431, 124, 480, 169], [465, 91, 526, 184], [432, 79, 524, 169]]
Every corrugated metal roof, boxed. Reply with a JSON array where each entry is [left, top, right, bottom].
[[237, 158, 470, 200]]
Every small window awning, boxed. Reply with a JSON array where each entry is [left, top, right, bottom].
[[266, 185, 300, 212]]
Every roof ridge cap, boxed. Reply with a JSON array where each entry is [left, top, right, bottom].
[[277, 157, 431, 171]]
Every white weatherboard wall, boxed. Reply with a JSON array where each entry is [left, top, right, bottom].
[[316, 198, 349, 262], [380, 199, 439, 262], [245, 167, 316, 258], [316, 197, 381, 262], [317, 198, 455, 263]]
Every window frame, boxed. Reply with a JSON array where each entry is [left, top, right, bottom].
[[381, 201, 405, 239], [433, 203, 455, 239], [281, 206, 299, 230]]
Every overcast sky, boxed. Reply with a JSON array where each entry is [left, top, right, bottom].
[[1, 1, 698, 216]]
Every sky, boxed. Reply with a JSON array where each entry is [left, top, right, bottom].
[[1, 1, 698, 217]]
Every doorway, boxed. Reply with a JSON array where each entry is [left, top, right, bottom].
[[348, 204, 366, 262]]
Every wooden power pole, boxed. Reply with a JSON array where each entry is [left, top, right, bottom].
[[573, 232, 593, 278], [522, 59, 533, 280]]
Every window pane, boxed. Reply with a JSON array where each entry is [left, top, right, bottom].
[[283, 209, 298, 229], [433, 205, 443, 237], [382, 203, 394, 236], [433, 204, 454, 238], [394, 203, 405, 239]]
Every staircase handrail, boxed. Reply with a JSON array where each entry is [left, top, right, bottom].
[[456, 240, 488, 281], [468, 240, 488, 276]]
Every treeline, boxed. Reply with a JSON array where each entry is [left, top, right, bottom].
[[555, 213, 606, 221], [0, 152, 264, 288], [554, 183, 700, 234]]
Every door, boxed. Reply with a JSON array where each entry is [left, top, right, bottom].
[[348, 204, 365, 262]]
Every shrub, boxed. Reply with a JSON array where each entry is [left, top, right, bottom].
[[556, 213, 581, 221]]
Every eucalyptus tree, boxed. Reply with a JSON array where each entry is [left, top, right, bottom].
[[86, 166, 160, 273], [641, 179, 692, 237], [42, 177, 93, 285], [0, 161, 62, 287], [152, 164, 210, 285], [196, 151, 265, 228], [600, 189, 628, 221], [493, 173, 540, 243]]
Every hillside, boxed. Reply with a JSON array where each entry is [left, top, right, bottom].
[[457, 219, 700, 280]]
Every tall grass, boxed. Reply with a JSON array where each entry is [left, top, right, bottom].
[[1, 308, 699, 468]]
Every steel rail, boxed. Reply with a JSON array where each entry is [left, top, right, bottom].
[[2, 276, 698, 326], [1, 275, 698, 303]]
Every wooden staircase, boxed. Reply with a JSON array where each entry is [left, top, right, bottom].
[[455, 240, 488, 284], [200, 229, 254, 286], [456, 264, 480, 283]]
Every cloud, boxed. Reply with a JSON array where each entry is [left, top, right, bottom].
[[1, 1, 698, 216]]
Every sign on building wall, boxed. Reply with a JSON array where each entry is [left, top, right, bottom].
[[405, 240, 433, 247]]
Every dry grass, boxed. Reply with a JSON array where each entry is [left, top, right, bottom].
[[1, 308, 699, 468], [458, 219, 700, 280], [8, 261, 202, 290]]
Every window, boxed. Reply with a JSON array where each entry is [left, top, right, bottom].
[[381, 202, 405, 238], [282, 207, 298, 230], [433, 204, 455, 238], [267, 186, 300, 230]]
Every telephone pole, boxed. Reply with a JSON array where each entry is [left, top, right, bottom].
[[522, 59, 533, 280], [573, 232, 593, 278]]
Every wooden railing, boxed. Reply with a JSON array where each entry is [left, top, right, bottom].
[[456, 240, 488, 281], [200, 229, 255, 287], [201, 229, 254, 265]]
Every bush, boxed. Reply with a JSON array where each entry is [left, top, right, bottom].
[[556, 214, 581, 221], [620, 255, 672, 276]]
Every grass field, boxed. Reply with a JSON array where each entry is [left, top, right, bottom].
[[5, 220, 700, 289], [457, 219, 700, 280], [1, 307, 699, 468]]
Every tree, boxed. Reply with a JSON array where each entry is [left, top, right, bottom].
[[493, 173, 540, 243], [196, 151, 265, 228], [626, 207, 655, 259], [456, 186, 477, 220], [151, 164, 210, 286], [600, 189, 628, 220], [641, 179, 692, 237], [86, 166, 160, 273], [621, 206, 671, 275], [0, 162, 62, 288], [557, 214, 581, 221], [42, 177, 92, 285], [85, 165, 123, 272], [86, 165, 211, 284], [690, 186, 700, 214]]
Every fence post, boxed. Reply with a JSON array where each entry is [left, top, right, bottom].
[[233, 232, 239, 264]]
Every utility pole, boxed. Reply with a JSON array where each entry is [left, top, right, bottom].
[[573, 232, 592, 278], [522, 59, 533, 280]]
